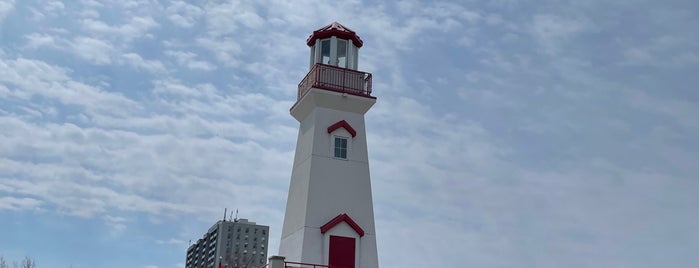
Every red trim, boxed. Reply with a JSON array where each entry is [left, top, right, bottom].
[[307, 22, 363, 48], [289, 88, 377, 113], [320, 213, 365, 237], [284, 262, 330, 268], [327, 120, 357, 138]]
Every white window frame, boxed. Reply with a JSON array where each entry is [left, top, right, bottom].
[[332, 135, 349, 160]]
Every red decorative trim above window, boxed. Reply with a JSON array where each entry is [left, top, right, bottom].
[[321, 213, 365, 237], [327, 120, 357, 138]]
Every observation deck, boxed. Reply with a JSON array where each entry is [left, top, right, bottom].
[[297, 63, 374, 100]]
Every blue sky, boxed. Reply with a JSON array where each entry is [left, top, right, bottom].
[[1, 0, 698, 267]]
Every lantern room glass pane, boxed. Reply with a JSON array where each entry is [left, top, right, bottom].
[[321, 39, 331, 65], [337, 39, 347, 67], [310, 45, 315, 69]]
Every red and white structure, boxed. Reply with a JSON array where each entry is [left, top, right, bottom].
[[277, 22, 379, 268]]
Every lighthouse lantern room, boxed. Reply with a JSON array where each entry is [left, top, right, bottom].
[[278, 22, 379, 268], [307, 21, 363, 70]]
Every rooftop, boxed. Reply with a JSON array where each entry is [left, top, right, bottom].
[[306, 21, 363, 48]]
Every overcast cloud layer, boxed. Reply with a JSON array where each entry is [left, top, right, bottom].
[[1, 0, 698, 268]]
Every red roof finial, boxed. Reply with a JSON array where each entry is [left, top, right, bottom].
[[306, 22, 363, 48]]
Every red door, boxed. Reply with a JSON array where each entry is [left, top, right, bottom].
[[329, 235, 355, 268]]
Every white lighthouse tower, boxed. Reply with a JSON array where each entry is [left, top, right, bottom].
[[278, 22, 379, 268]]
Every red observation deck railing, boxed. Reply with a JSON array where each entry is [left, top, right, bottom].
[[259, 261, 331, 268], [298, 63, 373, 100]]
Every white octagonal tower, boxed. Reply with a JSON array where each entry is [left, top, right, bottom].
[[278, 22, 379, 268]]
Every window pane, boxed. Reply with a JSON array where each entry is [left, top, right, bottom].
[[310, 45, 315, 66], [321, 39, 331, 64], [337, 39, 347, 67], [334, 137, 348, 159]]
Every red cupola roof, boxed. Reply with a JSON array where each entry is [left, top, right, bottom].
[[306, 22, 363, 48]]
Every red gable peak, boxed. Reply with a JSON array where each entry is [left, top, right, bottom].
[[320, 213, 365, 237], [327, 120, 357, 137]]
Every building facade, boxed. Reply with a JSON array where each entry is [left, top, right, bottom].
[[186, 219, 269, 268]]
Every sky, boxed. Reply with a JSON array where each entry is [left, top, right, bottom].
[[1, 0, 698, 267]]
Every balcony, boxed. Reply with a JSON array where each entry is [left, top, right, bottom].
[[298, 63, 373, 100]]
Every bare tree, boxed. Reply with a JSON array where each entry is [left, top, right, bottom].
[[21, 257, 35, 268], [1, 256, 8, 268], [0, 257, 34, 268], [223, 251, 263, 268]]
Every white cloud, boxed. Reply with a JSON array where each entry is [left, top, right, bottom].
[[24, 33, 57, 50], [0, 197, 41, 211], [156, 238, 185, 245], [45, 1, 65, 12], [104, 215, 128, 233], [671, 51, 699, 67], [622, 34, 698, 68], [196, 37, 242, 66], [164, 50, 216, 71], [202, 1, 264, 37], [69, 36, 114, 64], [80, 16, 159, 43], [166, 1, 202, 28], [121, 52, 167, 73], [0, 55, 294, 221], [623, 47, 653, 65], [627, 89, 699, 128], [530, 14, 591, 54], [0, 0, 14, 27], [0, 56, 138, 113]]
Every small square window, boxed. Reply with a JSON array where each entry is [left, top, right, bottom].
[[334, 137, 348, 159]]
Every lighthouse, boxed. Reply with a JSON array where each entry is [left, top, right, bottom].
[[278, 22, 379, 268]]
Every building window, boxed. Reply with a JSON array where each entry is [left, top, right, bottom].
[[337, 39, 347, 67], [334, 136, 348, 159], [321, 39, 331, 64]]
